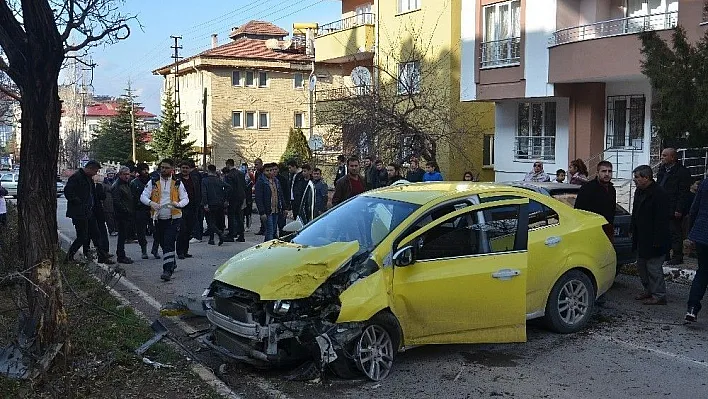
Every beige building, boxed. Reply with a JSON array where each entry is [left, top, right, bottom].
[[154, 21, 343, 166]]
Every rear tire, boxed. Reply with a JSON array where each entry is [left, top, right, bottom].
[[544, 270, 595, 333]]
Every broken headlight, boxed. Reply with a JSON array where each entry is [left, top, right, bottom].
[[272, 300, 291, 315]]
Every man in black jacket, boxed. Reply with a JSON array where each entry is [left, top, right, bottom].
[[89, 176, 114, 264], [64, 160, 101, 263], [405, 156, 425, 183], [224, 159, 246, 242], [575, 161, 616, 241], [111, 166, 135, 264], [334, 155, 347, 185], [202, 164, 231, 245], [656, 148, 693, 265], [631, 165, 671, 305], [131, 163, 153, 259], [176, 160, 201, 258]]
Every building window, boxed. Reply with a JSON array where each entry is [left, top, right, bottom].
[[481, 0, 521, 68], [398, 61, 421, 95], [245, 71, 255, 87], [483, 134, 494, 167], [398, 0, 421, 13], [515, 102, 556, 161], [294, 112, 304, 128], [231, 111, 242, 128], [232, 71, 242, 86], [245, 112, 256, 129], [258, 72, 268, 88], [258, 112, 270, 129], [294, 73, 304, 89], [607, 95, 645, 149]]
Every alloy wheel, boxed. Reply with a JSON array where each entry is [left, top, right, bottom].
[[557, 279, 590, 325], [356, 324, 394, 381]]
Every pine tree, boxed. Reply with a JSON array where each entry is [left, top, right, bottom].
[[151, 91, 196, 162], [280, 127, 312, 164], [640, 27, 708, 147]]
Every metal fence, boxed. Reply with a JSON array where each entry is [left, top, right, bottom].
[[678, 147, 708, 179], [480, 37, 521, 68], [317, 13, 375, 36], [549, 11, 678, 47]]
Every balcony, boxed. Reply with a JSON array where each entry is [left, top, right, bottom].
[[549, 12, 678, 47], [316, 85, 372, 102], [315, 13, 376, 63], [480, 37, 521, 69]]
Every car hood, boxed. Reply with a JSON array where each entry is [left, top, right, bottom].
[[213, 240, 360, 300]]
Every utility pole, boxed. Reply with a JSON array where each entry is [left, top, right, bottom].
[[127, 80, 136, 162], [171, 35, 183, 158], [202, 87, 207, 168]]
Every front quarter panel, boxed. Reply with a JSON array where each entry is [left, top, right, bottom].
[[337, 269, 390, 323]]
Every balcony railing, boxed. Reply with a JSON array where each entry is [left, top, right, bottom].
[[316, 86, 372, 102], [480, 37, 521, 69], [549, 11, 678, 47], [317, 13, 375, 36]]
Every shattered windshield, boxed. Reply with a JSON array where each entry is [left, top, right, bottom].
[[292, 196, 419, 253]]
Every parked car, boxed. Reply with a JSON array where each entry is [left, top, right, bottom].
[[202, 182, 616, 381], [0, 173, 65, 198], [505, 181, 634, 266]]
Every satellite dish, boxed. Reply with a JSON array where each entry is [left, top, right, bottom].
[[351, 66, 372, 87], [265, 39, 279, 50]]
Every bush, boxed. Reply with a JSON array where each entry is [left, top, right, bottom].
[[280, 127, 312, 165], [0, 202, 20, 277]]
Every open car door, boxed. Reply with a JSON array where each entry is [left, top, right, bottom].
[[391, 198, 530, 346]]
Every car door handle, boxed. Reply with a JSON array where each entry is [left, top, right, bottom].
[[492, 269, 521, 280], [545, 236, 562, 247]]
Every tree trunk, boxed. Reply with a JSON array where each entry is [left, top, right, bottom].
[[17, 54, 68, 357]]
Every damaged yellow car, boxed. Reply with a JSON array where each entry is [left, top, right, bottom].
[[202, 183, 616, 381]]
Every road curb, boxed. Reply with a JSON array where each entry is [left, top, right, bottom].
[[57, 231, 243, 399]]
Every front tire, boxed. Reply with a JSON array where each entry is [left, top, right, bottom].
[[544, 270, 595, 333]]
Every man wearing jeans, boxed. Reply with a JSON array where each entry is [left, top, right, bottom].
[[255, 162, 284, 241], [140, 159, 189, 281], [686, 179, 708, 321], [631, 165, 671, 305]]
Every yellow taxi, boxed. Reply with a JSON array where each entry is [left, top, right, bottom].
[[203, 182, 616, 381]]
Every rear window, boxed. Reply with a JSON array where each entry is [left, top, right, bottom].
[[551, 192, 577, 207]]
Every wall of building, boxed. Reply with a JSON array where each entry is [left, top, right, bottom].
[[493, 98, 569, 182], [524, 0, 556, 98]]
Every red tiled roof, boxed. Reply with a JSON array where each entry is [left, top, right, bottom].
[[85, 102, 156, 118], [229, 20, 288, 39], [198, 37, 311, 62]]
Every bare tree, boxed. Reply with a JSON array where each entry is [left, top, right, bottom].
[[0, 0, 136, 367], [317, 19, 487, 169], [59, 130, 84, 169]]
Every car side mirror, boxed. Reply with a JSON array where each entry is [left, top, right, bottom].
[[283, 219, 304, 234], [393, 245, 415, 267]]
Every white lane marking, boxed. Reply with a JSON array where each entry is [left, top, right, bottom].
[[592, 333, 708, 368], [57, 229, 292, 399]]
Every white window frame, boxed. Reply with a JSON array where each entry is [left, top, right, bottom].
[[258, 71, 269, 88], [245, 71, 256, 87], [398, 0, 421, 13], [258, 111, 270, 129], [397, 61, 421, 95], [481, 0, 521, 68], [232, 70, 242, 87], [231, 111, 243, 128], [294, 112, 304, 128], [293, 73, 304, 89], [245, 111, 256, 129], [483, 134, 495, 167], [515, 102, 556, 161]]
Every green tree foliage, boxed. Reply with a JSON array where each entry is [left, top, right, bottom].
[[280, 127, 312, 164], [151, 91, 196, 162], [640, 27, 708, 146]]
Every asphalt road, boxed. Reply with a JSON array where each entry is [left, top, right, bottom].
[[56, 198, 708, 398]]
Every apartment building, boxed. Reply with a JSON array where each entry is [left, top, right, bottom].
[[313, 0, 496, 180], [461, 0, 707, 181], [154, 21, 343, 166]]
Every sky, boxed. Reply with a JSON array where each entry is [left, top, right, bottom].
[[83, 0, 342, 115]]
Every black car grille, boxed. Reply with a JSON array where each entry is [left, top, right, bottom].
[[214, 297, 250, 323], [210, 281, 261, 323]]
